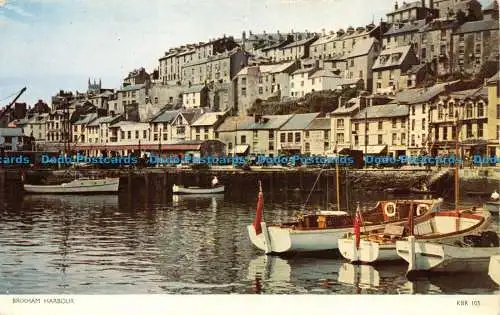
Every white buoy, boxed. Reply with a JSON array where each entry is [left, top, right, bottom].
[[491, 190, 499, 201]]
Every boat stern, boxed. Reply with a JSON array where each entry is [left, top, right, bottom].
[[339, 238, 388, 264], [396, 238, 445, 275]]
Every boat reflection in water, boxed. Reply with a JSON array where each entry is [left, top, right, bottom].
[[246, 255, 342, 294], [171, 194, 224, 208], [337, 263, 408, 293], [22, 194, 119, 209], [400, 272, 499, 294]]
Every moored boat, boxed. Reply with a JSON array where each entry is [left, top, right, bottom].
[[172, 184, 224, 194], [484, 201, 499, 216], [396, 232, 500, 276], [488, 255, 500, 285], [23, 177, 120, 194], [248, 182, 442, 254], [339, 208, 494, 264]]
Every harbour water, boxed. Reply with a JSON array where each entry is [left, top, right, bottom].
[[0, 190, 498, 294]]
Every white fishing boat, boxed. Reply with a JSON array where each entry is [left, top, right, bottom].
[[248, 182, 442, 254], [23, 177, 120, 194], [396, 233, 500, 275], [172, 184, 224, 194], [338, 208, 493, 264], [488, 255, 500, 285]]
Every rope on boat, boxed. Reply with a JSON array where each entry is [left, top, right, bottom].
[[302, 169, 325, 212]]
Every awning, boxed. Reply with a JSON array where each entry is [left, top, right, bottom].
[[234, 144, 249, 154], [74, 144, 202, 151], [365, 145, 387, 154]]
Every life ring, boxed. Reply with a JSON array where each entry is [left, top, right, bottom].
[[416, 204, 429, 216], [384, 202, 396, 217]]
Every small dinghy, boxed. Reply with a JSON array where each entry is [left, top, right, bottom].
[[172, 184, 224, 195]]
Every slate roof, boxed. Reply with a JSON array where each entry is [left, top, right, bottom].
[[150, 110, 180, 123], [487, 71, 499, 84], [280, 113, 320, 130], [73, 113, 98, 125], [454, 19, 499, 34], [395, 82, 458, 104], [292, 67, 317, 75], [240, 114, 293, 130], [191, 112, 226, 126], [372, 45, 413, 70], [384, 19, 426, 36], [310, 70, 340, 79], [236, 61, 296, 76], [346, 37, 376, 59], [353, 104, 408, 119], [216, 116, 254, 132], [87, 115, 119, 127], [305, 118, 331, 130], [387, 1, 422, 14], [281, 36, 318, 49], [311, 34, 336, 46]]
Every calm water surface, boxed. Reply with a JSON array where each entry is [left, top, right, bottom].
[[0, 189, 498, 294]]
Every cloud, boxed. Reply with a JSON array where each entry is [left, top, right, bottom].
[[3, 3, 33, 17]]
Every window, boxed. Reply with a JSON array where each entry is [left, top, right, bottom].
[[324, 130, 329, 140], [337, 133, 344, 144], [475, 32, 481, 41], [354, 123, 359, 131], [392, 119, 397, 128], [241, 87, 247, 96], [411, 119, 415, 131], [135, 131, 139, 139], [163, 133, 168, 141], [478, 123, 483, 138], [466, 123, 472, 138], [377, 135, 383, 145], [401, 119, 406, 129], [422, 104, 426, 114], [258, 87, 263, 94], [269, 130, 274, 140], [280, 133, 286, 143], [177, 126, 185, 135], [253, 130, 258, 138], [287, 132, 293, 142], [154, 134, 158, 141], [154, 97, 158, 104], [422, 118, 426, 131], [305, 143, 310, 152], [295, 132, 300, 143], [443, 126, 448, 140], [459, 34, 464, 42], [411, 134, 415, 146], [228, 142, 233, 150], [305, 131, 309, 138], [337, 119, 344, 129], [401, 133, 406, 145], [477, 102, 484, 117], [269, 141, 274, 151], [127, 131, 131, 139], [466, 104, 472, 118], [354, 135, 359, 146], [378, 121, 383, 130], [392, 133, 397, 145], [240, 135, 246, 145], [438, 107, 443, 120], [143, 130, 147, 139]]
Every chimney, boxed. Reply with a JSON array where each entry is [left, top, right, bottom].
[[395, 1, 398, 10]]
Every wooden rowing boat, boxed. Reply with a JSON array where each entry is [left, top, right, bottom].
[[172, 184, 224, 195]]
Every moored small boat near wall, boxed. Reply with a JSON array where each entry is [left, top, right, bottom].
[[23, 177, 120, 194]]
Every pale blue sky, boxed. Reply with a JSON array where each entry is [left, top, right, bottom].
[[0, 0, 492, 106]]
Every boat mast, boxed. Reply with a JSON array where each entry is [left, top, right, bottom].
[[454, 111, 459, 214], [336, 155, 340, 211]]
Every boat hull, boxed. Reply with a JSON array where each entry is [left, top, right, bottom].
[[24, 178, 119, 194], [396, 240, 500, 274], [338, 239, 399, 263], [172, 184, 224, 194], [248, 223, 392, 254], [488, 255, 500, 285]]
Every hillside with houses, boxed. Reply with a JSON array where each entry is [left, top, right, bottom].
[[1, 0, 499, 161]]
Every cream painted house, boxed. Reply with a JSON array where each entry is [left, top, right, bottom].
[[277, 112, 320, 154], [190, 111, 227, 141], [343, 37, 380, 92], [330, 99, 361, 151], [108, 121, 150, 156], [278, 36, 318, 62], [304, 118, 332, 155], [290, 67, 317, 98], [351, 103, 409, 157], [372, 45, 419, 94], [182, 85, 208, 108]]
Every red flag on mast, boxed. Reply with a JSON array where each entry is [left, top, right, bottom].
[[253, 182, 264, 235], [354, 204, 362, 249]]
